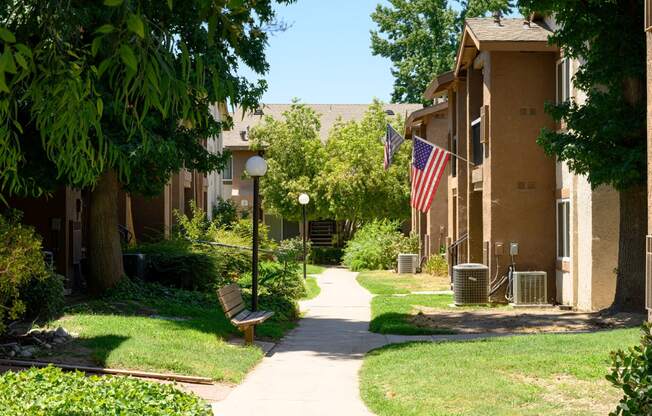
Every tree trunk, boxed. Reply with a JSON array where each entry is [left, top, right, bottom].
[[611, 185, 647, 312], [88, 169, 124, 294]]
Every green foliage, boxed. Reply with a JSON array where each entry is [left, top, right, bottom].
[[607, 323, 652, 416], [423, 254, 448, 276], [212, 197, 239, 229], [319, 101, 411, 223], [310, 247, 344, 265], [519, 0, 645, 191], [343, 219, 417, 271], [175, 200, 211, 241], [370, 0, 515, 104], [0, 213, 48, 333], [239, 261, 307, 301], [0, 366, 211, 415], [252, 101, 412, 226], [20, 273, 65, 323], [0, 0, 293, 197], [250, 101, 328, 222], [275, 237, 310, 266], [130, 239, 217, 291]]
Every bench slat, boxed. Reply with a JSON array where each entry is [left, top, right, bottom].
[[223, 303, 246, 319], [233, 311, 274, 327], [217, 284, 240, 297], [219, 290, 245, 310]]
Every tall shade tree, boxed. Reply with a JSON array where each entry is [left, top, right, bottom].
[[370, 0, 514, 104], [520, 0, 647, 312], [250, 102, 329, 222], [318, 101, 410, 238], [250, 101, 410, 239], [0, 0, 293, 293]]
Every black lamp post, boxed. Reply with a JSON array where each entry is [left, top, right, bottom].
[[298, 193, 310, 280], [245, 155, 268, 311]]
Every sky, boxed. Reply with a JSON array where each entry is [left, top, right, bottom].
[[242, 1, 518, 105], [241, 0, 394, 104]]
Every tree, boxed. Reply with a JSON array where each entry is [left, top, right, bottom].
[[318, 101, 410, 238], [520, 0, 647, 312], [370, 0, 514, 104], [251, 101, 411, 239], [250, 102, 329, 222], [0, 0, 292, 293]]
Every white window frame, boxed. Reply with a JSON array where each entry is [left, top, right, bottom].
[[556, 199, 571, 260], [222, 155, 233, 183], [556, 58, 571, 105]]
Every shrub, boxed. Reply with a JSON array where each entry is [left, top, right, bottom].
[[342, 219, 417, 271], [0, 213, 48, 334], [607, 323, 652, 416], [310, 247, 343, 265], [239, 261, 306, 301], [21, 273, 65, 322], [174, 200, 210, 241], [276, 237, 311, 266], [129, 240, 217, 291], [0, 366, 211, 415], [212, 197, 238, 229], [423, 254, 448, 276]]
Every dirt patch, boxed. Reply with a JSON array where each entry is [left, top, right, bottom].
[[408, 306, 644, 334], [511, 373, 620, 415]]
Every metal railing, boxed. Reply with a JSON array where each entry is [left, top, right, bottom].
[[447, 232, 468, 280]]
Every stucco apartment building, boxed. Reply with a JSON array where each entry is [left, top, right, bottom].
[[404, 100, 450, 259], [223, 103, 421, 243], [422, 15, 619, 310]]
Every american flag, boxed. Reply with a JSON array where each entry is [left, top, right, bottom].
[[411, 136, 450, 213], [384, 124, 404, 170]]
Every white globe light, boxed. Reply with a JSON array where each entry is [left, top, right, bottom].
[[245, 155, 268, 177], [298, 193, 310, 205]]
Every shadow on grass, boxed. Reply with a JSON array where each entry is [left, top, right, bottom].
[[369, 312, 457, 335]]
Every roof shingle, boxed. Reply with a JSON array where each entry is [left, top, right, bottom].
[[466, 18, 553, 43]]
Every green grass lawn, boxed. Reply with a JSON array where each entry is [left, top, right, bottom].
[[306, 264, 327, 275], [370, 294, 459, 335], [360, 328, 639, 416], [302, 277, 321, 300], [39, 281, 296, 383], [357, 271, 450, 295]]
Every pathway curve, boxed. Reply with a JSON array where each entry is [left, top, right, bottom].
[[211, 267, 507, 416]]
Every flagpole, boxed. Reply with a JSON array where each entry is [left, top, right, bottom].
[[414, 135, 475, 167]]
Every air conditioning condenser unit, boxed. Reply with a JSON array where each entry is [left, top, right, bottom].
[[511, 271, 549, 306]]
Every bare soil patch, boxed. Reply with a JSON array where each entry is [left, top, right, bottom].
[[409, 306, 645, 334]]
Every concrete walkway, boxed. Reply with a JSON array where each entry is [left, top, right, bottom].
[[211, 268, 504, 416]]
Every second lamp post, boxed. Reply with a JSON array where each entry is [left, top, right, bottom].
[[298, 193, 310, 280]]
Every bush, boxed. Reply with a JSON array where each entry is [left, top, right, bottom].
[[0, 366, 211, 415], [239, 261, 306, 301], [129, 240, 217, 291], [423, 254, 448, 276], [310, 247, 343, 265], [276, 237, 310, 265], [342, 219, 418, 271], [608, 323, 652, 416], [212, 197, 238, 229], [21, 273, 65, 322], [0, 213, 49, 334]]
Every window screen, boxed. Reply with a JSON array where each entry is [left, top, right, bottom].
[[222, 156, 233, 181], [557, 200, 570, 258]]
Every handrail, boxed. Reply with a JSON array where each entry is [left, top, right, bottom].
[[448, 232, 468, 251], [190, 239, 275, 255]]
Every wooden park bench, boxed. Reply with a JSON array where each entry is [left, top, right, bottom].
[[217, 284, 274, 345]]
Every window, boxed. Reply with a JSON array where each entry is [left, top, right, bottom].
[[556, 58, 571, 105], [222, 156, 233, 183], [557, 199, 570, 259], [471, 117, 483, 166]]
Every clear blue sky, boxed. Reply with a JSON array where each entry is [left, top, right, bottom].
[[242, 0, 393, 104], [243, 1, 518, 104]]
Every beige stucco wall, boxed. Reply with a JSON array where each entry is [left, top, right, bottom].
[[484, 51, 558, 301], [225, 149, 257, 213]]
